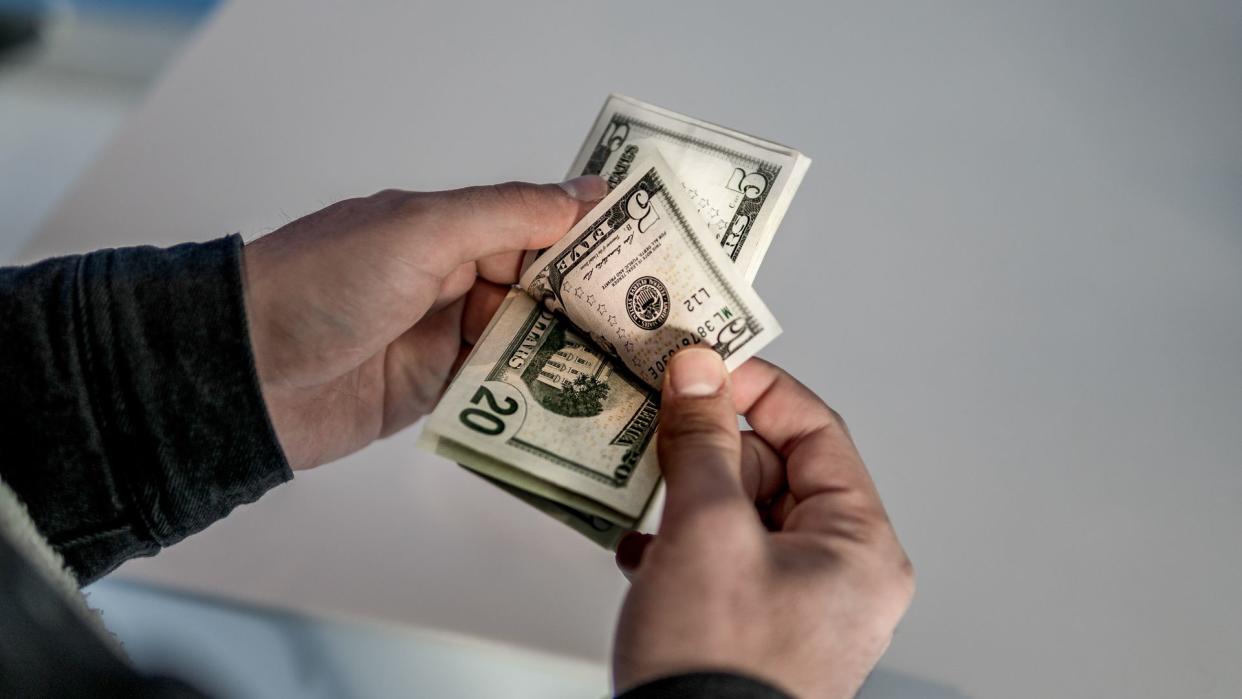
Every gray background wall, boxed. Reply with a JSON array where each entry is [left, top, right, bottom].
[[21, 1, 1242, 697]]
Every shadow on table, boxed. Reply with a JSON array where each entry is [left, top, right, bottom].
[[859, 668, 971, 699]]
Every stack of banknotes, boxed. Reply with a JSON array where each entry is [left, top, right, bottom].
[[418, 95, 810, 547]]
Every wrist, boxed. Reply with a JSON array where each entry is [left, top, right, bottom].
[[239, 239, 313, 471]]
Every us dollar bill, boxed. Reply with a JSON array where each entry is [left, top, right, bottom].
[[567, 94, 810, 282], [420, 97, 806, 545], [520, 150, 781, 388], [423, 153, 781, 525]]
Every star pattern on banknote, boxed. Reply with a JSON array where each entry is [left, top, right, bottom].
[[586, 293, 595, 305], [572, 286, 584, 300], [597, 302, 607, 314], [607, 314, 617, 327], [616, 328, 635, 353]]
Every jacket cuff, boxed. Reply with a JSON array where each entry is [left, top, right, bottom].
[[617, 672, 793, 699], [76, 234, 291, 551]]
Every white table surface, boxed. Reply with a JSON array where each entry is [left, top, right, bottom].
[[85, 579, 607, 699], [23, 2, 1242, 697]]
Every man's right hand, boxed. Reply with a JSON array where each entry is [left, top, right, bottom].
[[612, 349, 915, 698]]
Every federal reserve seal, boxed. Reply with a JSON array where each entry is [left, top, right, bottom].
[[625, 276, 671, 330]]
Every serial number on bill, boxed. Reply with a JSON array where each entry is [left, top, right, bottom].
[[646, 305, 738, 382]]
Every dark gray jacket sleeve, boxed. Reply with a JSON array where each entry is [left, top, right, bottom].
[[0, 234, 290, 584]]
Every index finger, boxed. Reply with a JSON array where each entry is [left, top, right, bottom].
[[730, 359, 889, 536], [416, 178, 605, 279]]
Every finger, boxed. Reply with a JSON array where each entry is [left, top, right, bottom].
[[461, 280, 512, 346], [730, 358, 871, 497], [615, 531, 654, 580], [473, 247, 554, 286], [380, 296, 467, 434], [429, 261, 478, 312], [432, 245, 529, 313], [475, 250, 527, 285], [656, 348, 756, 538], [729, 359, 890, 538], [415, 176, 607, 278], [384, 280, 508, 428], [471, 176, 608, 284], [739, 430, 786, 504]]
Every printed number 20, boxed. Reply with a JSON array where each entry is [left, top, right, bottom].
[[459, 386, 518, 436]]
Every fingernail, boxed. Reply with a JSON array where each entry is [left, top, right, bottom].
[[557, 175, 609, 201], [667, 348, 725, 398]]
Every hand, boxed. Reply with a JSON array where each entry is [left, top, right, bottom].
[[612, 348, 915, 698], [241, 176, 608, 470]]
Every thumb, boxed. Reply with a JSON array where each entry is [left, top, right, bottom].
[[418, 176, 608, 277], [656, 348, 752, 536]]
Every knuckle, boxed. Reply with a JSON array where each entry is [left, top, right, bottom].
[[325, 196, 367, 215], [896, 554, 917, 598], [391, 191, 429, 218], [347, 189, 424, 221], [370, 188, 406, 200], [861, 538, 916, 608], [823, 404, 849, 433]]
